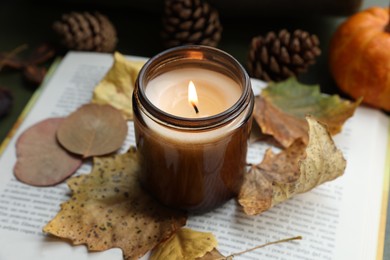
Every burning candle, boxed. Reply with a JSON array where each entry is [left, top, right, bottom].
[[133, 45, 254, 213], [145, 68, 242, 118], [188, 81, 198, 114]]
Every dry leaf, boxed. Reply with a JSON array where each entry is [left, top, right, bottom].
[[24, 42, 56, 65], [56, 103, 128, 158], [0, 44, 28, 71], [92, 52, 145, 120], [14, 118, 82, 186], [43, 148, 187, 260], [238, 116, 346, 215], [254, 77, 360, 147], [0, 53, 24, 70], [23, 65, 47, 86], [0, 43, 55, 71], [151, 228, 217, 260]]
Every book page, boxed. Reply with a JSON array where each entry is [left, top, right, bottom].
[[0, 51, 388, 260]]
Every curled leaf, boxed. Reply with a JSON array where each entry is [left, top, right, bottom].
[[254, 77, 360, 147], [151, 228, 217, 260], [238, 116, 346, 215], [43, 148, 187, 260], [92, 52, 145, 120], [56, 103, 128, 158], [14, 118, 82, 186]]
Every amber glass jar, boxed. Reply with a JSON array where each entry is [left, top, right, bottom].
[[133, 45, 254, 213]]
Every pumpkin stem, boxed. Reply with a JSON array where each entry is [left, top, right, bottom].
[[386, 4, 390, 32]]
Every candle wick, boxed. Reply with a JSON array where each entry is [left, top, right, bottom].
[[192, 103, 199, 114]]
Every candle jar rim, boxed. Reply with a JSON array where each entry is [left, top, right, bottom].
[[134, 45, 253, 130]]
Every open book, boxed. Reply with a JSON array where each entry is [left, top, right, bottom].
[[0, 51, 388, 260]]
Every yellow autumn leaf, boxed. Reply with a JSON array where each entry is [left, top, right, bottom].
[[151, 228, 218, 260], [197, 249, 227, 260], [92, 52, 145, 119], [238, 116, 346, 215], [43, 148, 186, 260]]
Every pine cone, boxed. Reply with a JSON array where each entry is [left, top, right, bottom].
[[161, 0, 222, 48], [247, 29, 321, 82], [52, 12, 117, 52]]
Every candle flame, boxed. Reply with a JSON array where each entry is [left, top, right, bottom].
[[188, 81, 199, 114], [188, 51, 204, 60]]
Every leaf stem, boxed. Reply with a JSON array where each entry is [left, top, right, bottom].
[[224, 236, 302, 259]]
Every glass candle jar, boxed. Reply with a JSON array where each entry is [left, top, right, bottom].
[[133, 45, 254, 213]]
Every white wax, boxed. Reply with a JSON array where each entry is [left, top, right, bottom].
[[145, 68, 241, 118]]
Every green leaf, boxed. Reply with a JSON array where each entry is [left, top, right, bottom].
[[253, 77, 361, 147]]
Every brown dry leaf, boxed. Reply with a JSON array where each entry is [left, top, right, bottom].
[[14, 118, 82, 186], [151, 228, 217, 260], [0, 44, 28, 71], [92, 52, 145, 120], [56, 103, 128, 158], [0, 43, 56, 71], [0, 53, 24, 70], [238, 116, 346, 215], [254, 77, 361, 147], [23, 65, 47, 86], [43, 148, 187, 260], [24, 42, 56, 65]]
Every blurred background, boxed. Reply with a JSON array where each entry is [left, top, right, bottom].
[[0, 0, 387, 142]]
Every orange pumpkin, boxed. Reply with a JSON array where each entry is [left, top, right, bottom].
[[329, 7, 390, 111]]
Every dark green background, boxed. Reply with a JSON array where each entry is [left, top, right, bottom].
[[0, 0, 386, 142], [0, 0, 388, 258]]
